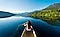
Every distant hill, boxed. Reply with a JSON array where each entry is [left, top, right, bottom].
[[43, 3, 60, 10], [29, 3, 60, 15], [15, 12, 31, 17], [0, 11, 15, 18]]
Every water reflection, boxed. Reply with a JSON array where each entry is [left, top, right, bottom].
[[0, 16, 60, 37]]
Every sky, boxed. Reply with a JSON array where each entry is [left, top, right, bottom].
[[0, 0, 60, 13]]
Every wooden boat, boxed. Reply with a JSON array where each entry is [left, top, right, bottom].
[[21, 21, 37, 37]]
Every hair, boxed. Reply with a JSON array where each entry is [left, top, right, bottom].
[[28, 20, 32, 26]]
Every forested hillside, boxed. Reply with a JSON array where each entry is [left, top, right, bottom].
[[29, 3, 60, 25]]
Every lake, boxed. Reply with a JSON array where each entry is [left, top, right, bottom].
[[0, 16, 60, 37]]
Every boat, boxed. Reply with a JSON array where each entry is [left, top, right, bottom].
[[20, 20, 37, 37]]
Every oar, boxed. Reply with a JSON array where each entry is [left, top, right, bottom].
[[16, 23, 26, 30], [16, 21, 28, 30]]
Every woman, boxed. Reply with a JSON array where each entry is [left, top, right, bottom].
[[24, 20, 32, 31]]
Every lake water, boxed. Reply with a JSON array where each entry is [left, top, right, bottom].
[[0, 16, 60, 37]]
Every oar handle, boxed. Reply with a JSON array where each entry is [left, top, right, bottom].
[[18, 23, 26, 27]]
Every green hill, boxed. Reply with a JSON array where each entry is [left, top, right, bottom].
[[29, 3, 60, 25]]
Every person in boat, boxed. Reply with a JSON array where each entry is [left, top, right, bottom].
[[24, 20, 32, 31]]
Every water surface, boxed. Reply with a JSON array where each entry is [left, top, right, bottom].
[[0, 16, 60, 37]]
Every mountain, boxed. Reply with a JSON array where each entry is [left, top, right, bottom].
[[29, 3, 60, 25], [0, 11, 15, 18], [43, 3, 60, 10], [15, 12, 31, 17]]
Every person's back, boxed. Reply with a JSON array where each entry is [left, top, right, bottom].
[[24, 20, 32, 31], [28, 20, 32, 29]]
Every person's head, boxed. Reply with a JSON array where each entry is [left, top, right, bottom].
[[28, 20, 31, 26], [28, 20, 30, 23]]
